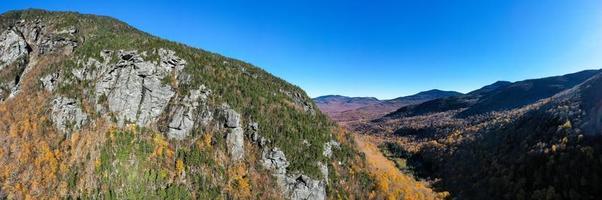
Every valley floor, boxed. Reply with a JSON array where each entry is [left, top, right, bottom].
[[352, 134, 448, 200]]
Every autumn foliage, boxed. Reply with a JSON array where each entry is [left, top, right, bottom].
[[353, 134, 448, 200]]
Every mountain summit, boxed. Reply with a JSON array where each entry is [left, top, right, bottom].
[[0, 9, 385, 199]]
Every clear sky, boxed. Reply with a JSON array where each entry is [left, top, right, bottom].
[[2, 0, 602, 99]]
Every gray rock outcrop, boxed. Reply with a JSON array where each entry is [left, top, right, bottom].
[[246, 122, 270, 148], [262, 147, 290, 175], [40, 72, 59, 92], [166, 86, 212, 139], [226, 127, 245, 161], [286, 175, 326, 200], [51, 97, 88, 134], [220, 105, 245, 161], [95, 50, 175, 126], [84, 49, 186, 127], [0, 19, 78, 101], [279, 89, 315, 114], [224, 108, 241, 128], [262, 147, 326, 200], [0, 29, 28, 71], [0, 29, 29, 101]]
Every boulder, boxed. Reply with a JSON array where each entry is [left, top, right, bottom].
[[40, 72, 59, 91], [286, 175, 326, 200], [51, 97, 88, 134], [226, 127, 245, 161], [224, 108, 241, 128], [262, 147, 290, 175]]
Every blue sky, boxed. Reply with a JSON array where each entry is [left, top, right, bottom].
[[2, 0, 601, 99]]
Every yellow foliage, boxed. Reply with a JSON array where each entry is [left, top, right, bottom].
[[0, 55, 91, 199], [126, 123, 138, 133], [333, 126, 348, 144], [94, 158, 102, 169], [354, 134, 444, 200], [152, 133, 172, 158], [226, 163, 251, 199], [203, 131, 213, 148], [176, 159, 185, 175]]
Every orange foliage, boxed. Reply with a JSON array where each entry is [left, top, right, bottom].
[[0, 91, 64, 199], [0, 55, 110, 198]]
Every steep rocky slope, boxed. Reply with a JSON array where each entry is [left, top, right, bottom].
[[0, 10, 380, 199]]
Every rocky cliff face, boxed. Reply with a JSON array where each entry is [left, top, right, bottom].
[[0, 10, 375, 199]]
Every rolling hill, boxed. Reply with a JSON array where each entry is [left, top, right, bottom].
[[315, 89, 461, 124]]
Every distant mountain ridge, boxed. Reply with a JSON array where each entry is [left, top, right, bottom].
[[314, 95, 381, 112], [381, 70, 600, 120], [314, 89, 462, 124]]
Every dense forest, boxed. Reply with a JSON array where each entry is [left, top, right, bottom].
[[359, 71, 602, 199]]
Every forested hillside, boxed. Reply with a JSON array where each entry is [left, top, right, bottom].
[[354, 70, 602, 200], [0, 9, 383, 199]]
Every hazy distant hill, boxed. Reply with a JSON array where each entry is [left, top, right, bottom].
[[314, 95, 381, 113], [315, 90, 461, 124]]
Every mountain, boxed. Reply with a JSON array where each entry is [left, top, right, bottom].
[[381, 70, 600, 120], [460, 70, 600, 116], [314, 95, 381, 114], [423, 71, 602, 199], [314, 89, 461, 124], [467, 80, 512, 96], [355, 70, 602, 199], [0, 9, 385, 199]]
